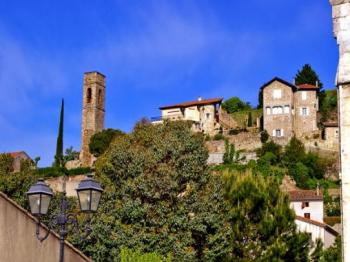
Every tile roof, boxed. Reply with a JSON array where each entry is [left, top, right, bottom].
[[297, 83, 319, 90], [7, 151, 31, 159], [323, 121, 339, 127], [288, 190, 323, 201], [159, 97, 223, 110], [296, 216, 338, 236]]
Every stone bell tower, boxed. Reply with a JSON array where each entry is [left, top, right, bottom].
[[79, 72, 105, 166]]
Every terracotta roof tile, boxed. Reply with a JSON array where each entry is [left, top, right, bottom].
[[297, 83, 319, 90], [296, 216, 338, 236], [288, 190, 323, 201], [160, 97, 223, 110]]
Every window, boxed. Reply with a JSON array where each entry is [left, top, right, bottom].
[[284, 105, 290, 114], [273, 129, 284, 137], [266, 107, 271, 115], [276, 129, 281, 137], [206, 113, 210, 120], [273, 89, 282, 99], [302, 202, 309, 208], [301, 107, 308, 116], [304, 213, 310, 219], [272, 106, 283, 114], [98, 89, 102, 105], [86, 88, 92, 103], [302, 91, 307, 100]]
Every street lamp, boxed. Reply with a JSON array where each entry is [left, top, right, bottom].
[[26, 172, 103, 262]]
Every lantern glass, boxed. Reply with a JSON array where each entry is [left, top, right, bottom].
[[91, 190, 102, 212], [28, 193, 52, 215], [77, 189, 91, 212]]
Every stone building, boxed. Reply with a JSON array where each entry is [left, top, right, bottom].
[[6, 151, 32, 172], [323, 121, 339, 151], [262, 77, 319, 143], [152, 97, 223, 135], [79, 72, 105, 167]]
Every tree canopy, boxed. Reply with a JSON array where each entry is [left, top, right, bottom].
[[222, 97, 251, 113], [54, 99, 64, 167], [89, 128, 125, 157], [295, 64, 323, 87]]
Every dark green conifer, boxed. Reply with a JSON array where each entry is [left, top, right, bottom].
[[54, 99, 64, 167]]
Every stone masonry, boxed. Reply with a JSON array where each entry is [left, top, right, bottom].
[[262, 77, 319, 144], [330, 0, 350, 260], [79, 72, 105, 167]]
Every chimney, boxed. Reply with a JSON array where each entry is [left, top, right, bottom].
[[316, 80, 319, 87], [198, 96, 202, 101], [316, 182, 320, 196]]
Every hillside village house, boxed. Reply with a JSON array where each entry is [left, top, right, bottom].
[[6, 151, 32, 172], [152, 97, 223, 135], [288, 190, 338, 248], [262, 77, 319, 143]]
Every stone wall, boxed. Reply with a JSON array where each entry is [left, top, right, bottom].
[[263, 80, 294, 139], [45, 175, 86, 198], [0, 192, 90, 262], [80, 72, 105, 167], [330, 1, 350, 260], [294, 90, 319, 137]]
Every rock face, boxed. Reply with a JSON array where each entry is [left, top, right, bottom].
[[79, 72, 105, 167], [330, 1, 350, 260]]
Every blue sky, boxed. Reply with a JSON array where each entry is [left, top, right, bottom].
[[0, 0, 338, 166]]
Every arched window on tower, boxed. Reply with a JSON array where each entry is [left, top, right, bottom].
[[87, 88, 92, 103], [98, 89, 102, 106]]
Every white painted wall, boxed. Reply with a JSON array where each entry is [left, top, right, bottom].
[[290, 200, 324, 222]]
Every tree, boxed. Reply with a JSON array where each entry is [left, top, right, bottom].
[[222, 97, 251, 114], [257, 89, 263, 109], [295, 64, 323, 87], [54, 99, 64, 167], [321, 236, 341, 262], [89, 128, 124, 157], [247, 112, 253, 127], [223, 140, 245, 164], [260, 130, 269, 144], [79, 120, 230, 261], [120, 248, 171, 262], [63, 146, 79, 162], [0, 153, 14, 173], [282, 137, 305, 166], [224, 169, 311, 261]]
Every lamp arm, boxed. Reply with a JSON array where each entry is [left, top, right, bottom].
[[66, 213, 92, 241], [35, 216, 57, 242]]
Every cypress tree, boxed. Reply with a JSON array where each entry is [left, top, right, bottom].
[[295, 64, 323, 87], [54, 99, 64, 167]]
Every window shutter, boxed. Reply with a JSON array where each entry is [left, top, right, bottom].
[[300, 108, 303, 115], [281, 129, 284, 137], [273, 129, 276, 137]]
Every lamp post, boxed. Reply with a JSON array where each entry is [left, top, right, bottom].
[[26, 173, 103, 262]]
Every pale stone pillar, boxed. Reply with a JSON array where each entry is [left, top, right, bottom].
[[330, 1, 350, 261]]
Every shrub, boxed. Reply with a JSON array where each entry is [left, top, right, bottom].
[[260, 130, 269, 144], [213, 133, 224, 140], [89, 128, 125, 157], [222, 97, 251, 113]]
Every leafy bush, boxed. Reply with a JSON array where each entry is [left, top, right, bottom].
[[0, 154, 14, 173], [257, 141, 281, 159], [37, 166, 92, 178], [89, 128, 125, 157], [222, 96, 251, 113], [223, 140, 245, 164], [260, 130, 269, 144], [213, 133, 224, 140], [120, 248, 171, 262]]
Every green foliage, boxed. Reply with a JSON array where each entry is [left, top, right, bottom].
[[282, 137, 305, 165], [0, 157, 38, 207], [222, 97, 251, 114], [224, 169, 311, 261], [260, 130, 269, 144], [89, 128, 125, 157], [223, 140, 245, 164], [320, 89, 337, 122], [37, 166, 91, 178], [64, 146, 79, 162], [54, 99, 64, 167], [257, 141, 281, 159], [79, 120, 230, 261], [295, 64, 323, 87], [213, 133, 224, 140], [230, 109, 262, 129], [321, 236, 341, 262], [120, 248, 171, 262], [0, 153, 14, 173]]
